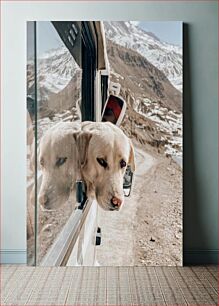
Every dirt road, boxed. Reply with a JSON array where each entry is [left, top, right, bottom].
[[96, 143, 182, 266]]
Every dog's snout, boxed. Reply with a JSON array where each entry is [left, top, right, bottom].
[[111, 196, 122, 209], [39, 194, 49, 206]]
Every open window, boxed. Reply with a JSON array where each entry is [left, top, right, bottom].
[[27, 21, 83, 265], [27, 21, 109, 266]]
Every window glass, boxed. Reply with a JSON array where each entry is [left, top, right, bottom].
[[27, 21, 82, 265], [27, 21, 36, 265]]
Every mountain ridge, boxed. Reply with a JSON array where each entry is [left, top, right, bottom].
[[104, 21, 182, 92]]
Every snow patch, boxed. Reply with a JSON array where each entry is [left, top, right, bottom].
[[104, 21, 182, 92]]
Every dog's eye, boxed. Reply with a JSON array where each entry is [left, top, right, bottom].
[[120, 159, 126, 168], [56, 157, 67, 167], [96, 158, 108, 169], [40, 158, 44, 167]]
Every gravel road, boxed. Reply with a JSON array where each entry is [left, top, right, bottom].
[[96, 143, 182, 266]]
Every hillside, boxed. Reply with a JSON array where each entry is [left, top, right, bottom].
[[104, 21, 182, 92]]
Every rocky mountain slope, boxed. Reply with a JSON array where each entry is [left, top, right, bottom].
[[104, 21, 182, 92], [107, 40, 182, 112], [106, 40, 182, 159]]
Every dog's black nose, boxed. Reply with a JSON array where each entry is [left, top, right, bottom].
[[111, 196, 122, 209]]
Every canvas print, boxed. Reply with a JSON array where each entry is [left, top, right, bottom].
[[27, 21, 182, 266]]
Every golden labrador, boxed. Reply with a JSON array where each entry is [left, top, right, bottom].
[[75, 121, 135, 211]]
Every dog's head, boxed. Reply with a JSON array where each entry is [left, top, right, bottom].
[[76, 122, 135, 211], [38, 121, 80, 210]]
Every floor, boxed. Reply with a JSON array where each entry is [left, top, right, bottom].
[[1, 265, 218, 305]]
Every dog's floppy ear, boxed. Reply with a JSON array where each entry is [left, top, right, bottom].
[[128, 139, 136, 172], [73, 132, 92, 168]]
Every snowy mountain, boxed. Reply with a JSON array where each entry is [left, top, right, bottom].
[[104, 21, 182, 92], [27, 46, 80, 99], [38, 47, 79, 95], [107, 40, 182, 112]]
